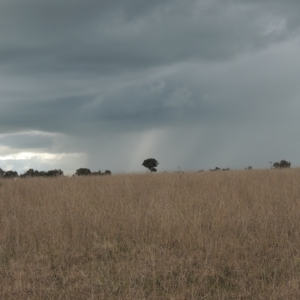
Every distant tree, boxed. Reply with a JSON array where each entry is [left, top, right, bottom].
[[20, 169, 40, 178], [2, 170, 18, 178], [210, 167, 221, 171], [46, 169, 64, 177], [88, 170, 111, 176], [20, 168, 63, 178], [75, 168, 92, 176], [21, 168, 35, 177], [279, 160, 291, 168], [273, 160, 291, 169], [142, 158, 159, 172]]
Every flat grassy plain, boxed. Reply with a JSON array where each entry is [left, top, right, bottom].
[[1, 169, 300, 299]]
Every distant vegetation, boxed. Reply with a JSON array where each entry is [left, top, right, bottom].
[[75, 168, 111, 176], [209, 167, 230, 171], [0, 158, 293, 178], [142, 158, 159, 172], [0, 169, 18, 178], [0, 167, 112, 178], [20, 168, 64, 178], [272, 160, 291, 169]]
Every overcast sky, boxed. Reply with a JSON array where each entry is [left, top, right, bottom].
[[0, 0, 300, 174]]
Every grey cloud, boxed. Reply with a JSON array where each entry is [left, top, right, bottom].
[[0, 132, 54, 150], [0, 95, 95, 134], [1, 0, 300, 172], [2, 0, 300, 77]]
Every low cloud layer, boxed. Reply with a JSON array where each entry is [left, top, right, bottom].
[[0, 0, 300, 174]]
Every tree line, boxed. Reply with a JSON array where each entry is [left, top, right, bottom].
[[0, 158, 292, 179], [142, 158, 293, 173], [0, 168, 112, 179]]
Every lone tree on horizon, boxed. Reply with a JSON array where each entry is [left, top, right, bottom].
[[142, 158, 159, 172]]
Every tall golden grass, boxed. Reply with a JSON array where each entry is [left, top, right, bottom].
[[1, 169, 300, 299]]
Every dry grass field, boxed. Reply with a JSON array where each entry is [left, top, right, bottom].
[[1, 169, 300, 299]]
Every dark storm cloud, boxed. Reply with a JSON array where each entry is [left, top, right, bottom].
[[92, 78, 248, 131], [0, 132, 54, 149], [1, 0, 300, 172], [2, 0, 299, 75], [0, 95, 95, 134]]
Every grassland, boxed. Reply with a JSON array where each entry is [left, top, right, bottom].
[[1, 169, 300, 299]]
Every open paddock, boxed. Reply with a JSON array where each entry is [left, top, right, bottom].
[[0, 169, 300, 299]]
